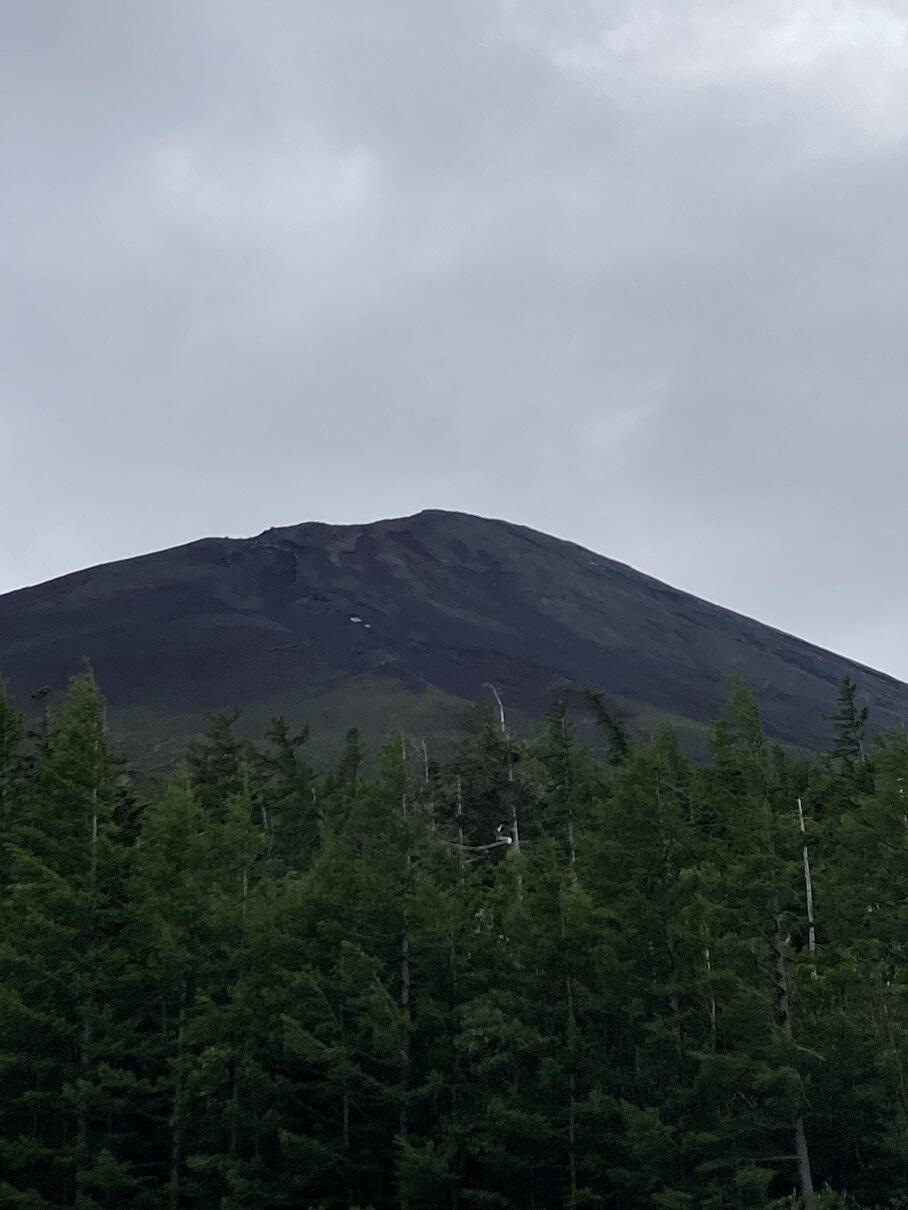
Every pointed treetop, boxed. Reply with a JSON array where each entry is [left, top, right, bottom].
[[829, 676, 869, 764]]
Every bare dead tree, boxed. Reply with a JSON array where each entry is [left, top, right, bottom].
[[797, 798, 817, 976], [484, 683, 519, 854]]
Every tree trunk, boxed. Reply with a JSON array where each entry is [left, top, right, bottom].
[[400, 930, 411, 1143], [342, 1083, 352, 1209], [229, 1067, 240, 1159], [169, 988, 187, 1209], [793, 1116, 815, 1205], [455, 776, 465, 871], [796, 799, 817, 975], [664, 909, 682, 1054], [703, 928, 717, 1045], [76, 792, 100, 1202], [339, 997, 354, 1210], [772, 910, 815, 1203], [485, 684, 520, 853], [566, 978, 578, 1208], [400, 735, 412, 1209], [560, 887, 578, 1206], [565, 810, 577, 883]]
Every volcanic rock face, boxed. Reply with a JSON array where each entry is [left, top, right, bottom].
[[1, 509, 904, 758]]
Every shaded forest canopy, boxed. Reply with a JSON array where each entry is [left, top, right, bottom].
[[1, 669, 906, 1209]]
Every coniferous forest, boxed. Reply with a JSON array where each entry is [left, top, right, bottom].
[[2, 670, 908, 1209]]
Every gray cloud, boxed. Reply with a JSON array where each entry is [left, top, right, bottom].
[[3, 0, 908, 677]]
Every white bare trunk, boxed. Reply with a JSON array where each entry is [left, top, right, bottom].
[[485, 683, 519, 853], [456, 776, 465, 854], [90, 807, 98, 882], [509, 796, 520, 854], [261, 800, 273, 857], [486, 682, 507, 735], [704, 937, 717, 1042], [797, 799, 817, 975], [794, 1116, 814, 1204]]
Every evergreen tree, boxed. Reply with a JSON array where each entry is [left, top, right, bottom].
[[829, 678, 870, 767], [582, 689, 630, 768], [814, 731, 908, 1202], [186, 712, 248, 820], [177, 767, 291, 1208], [124, 767, 213, 1207], [694, 677, 818, 1204], [443, 701, 527, 852], [337, 727, 364, 795], [0, 682, 24, 891], [1, 666, 908, 1206], [0, 671, 133, 1206], [254, 716, 317, 870]]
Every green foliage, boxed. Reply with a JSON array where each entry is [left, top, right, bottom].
[[829, 678, 870, 766], [582, 688, 631, 766], [1, 672, 907, 1206], [0, 671, 133, 1206]]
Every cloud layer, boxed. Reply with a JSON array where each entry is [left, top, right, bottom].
[[4, 1, 908, 677]]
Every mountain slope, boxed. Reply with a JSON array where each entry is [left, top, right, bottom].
[[1, 509, 904, 760]]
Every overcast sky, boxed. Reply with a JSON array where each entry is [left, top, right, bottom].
[[4, 1, 908, 674]]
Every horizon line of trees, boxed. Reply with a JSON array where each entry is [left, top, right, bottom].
[[0, 668, 906, 1209]]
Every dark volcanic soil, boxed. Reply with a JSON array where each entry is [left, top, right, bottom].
[[1, 509, 904, 757]]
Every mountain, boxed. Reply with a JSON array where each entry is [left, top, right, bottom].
[[1, 509, 905, 763]]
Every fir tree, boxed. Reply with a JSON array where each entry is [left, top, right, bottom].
[[0, 666, 907, 1206], [582, 688, 630, 767], [255, 716, 317, 870], [0, 682, 24, 891], [0, 671, 133, 1206], [829, 677, 870, 767], [186, 711, 249, 820], [125, 767, 213, 1207]]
